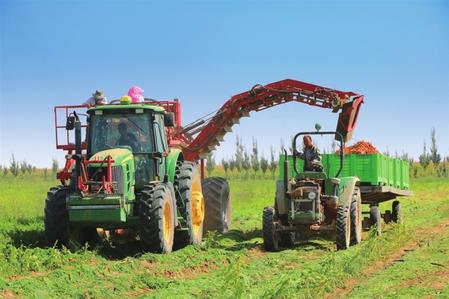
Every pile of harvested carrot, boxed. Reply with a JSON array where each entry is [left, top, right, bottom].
[[337, 141, 379, 154]]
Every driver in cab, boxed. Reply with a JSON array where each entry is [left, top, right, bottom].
[[117, 122, 138, 151]]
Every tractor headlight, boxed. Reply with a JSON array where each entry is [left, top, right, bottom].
[[308, 192, 316, 200]]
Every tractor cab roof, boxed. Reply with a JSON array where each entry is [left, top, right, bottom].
[[88, 103, 166, 113]]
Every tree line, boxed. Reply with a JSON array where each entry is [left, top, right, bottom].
[[206, 129, 449, 180], [0, 128, 447, 180], [0, 154, 59, 180], [206, 137, 279, 179], [413, 127, 448, 177]]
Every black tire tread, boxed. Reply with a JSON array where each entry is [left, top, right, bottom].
[[336, 205, 351, 250], [139, 183, 174, 253], [350, 187, 362, 246], [174, 161, 202, 248], [44, 186, 70, 247], [392, 200, 402, 223], [370, 205, 382, 236], [202, 177, 231, 233], [262, 207, 279, 251]]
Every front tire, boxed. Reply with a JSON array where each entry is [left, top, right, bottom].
[[174, 161, 205, 248], [336, 205, 351, 250], [44, 186, 70, 247], [139, 183, 175, 253], [263, 207, 279, 251], [202, 177, 231, 233], [350, 188, 362, 245]]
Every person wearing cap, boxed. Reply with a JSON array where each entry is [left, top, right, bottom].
[[295, 135, 323, 172], [84, 90, 108, 107]]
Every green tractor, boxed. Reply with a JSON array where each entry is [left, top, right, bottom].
[[262, 129, 362, 251], [45, 101, 231, 253]]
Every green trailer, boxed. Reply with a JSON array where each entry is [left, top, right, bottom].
[[279, 152, 412, 236]]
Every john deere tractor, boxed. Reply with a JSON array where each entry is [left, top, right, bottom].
[[45, 101, 231, 253], [262, 130, 362, 251]]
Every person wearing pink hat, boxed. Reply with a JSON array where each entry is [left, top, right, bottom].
[[127, 85, 144, 103]]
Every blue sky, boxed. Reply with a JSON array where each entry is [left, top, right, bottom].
[[1, 0, 448, 167]]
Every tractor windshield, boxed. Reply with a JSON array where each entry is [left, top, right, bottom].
[[89, 112, 154, 154]]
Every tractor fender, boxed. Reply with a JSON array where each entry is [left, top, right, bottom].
[[275, 180, 288, 214], [166, 149, 183, 183], [336, 177, 360, 207]]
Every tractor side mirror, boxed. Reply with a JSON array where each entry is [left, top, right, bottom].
[[66, 116, 76, 130], [164, 113, 174, 127]]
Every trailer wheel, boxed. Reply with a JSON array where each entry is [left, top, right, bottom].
[[370, 205, 382, 236], [174, 161, 204, 248], [336, 205, 351, 250], [263, 207, 279, 251], [44, 186, 70, 248], [139, 183, 175, 253], [202, 177, 231, 233], [392, 201, 403, 224], [350, 188, 362, 245]]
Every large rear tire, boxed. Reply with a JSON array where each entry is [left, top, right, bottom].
[[262, 207, 279, 251], [174, 161, 205, 248], [44, 186, 70, 247], [350, 187, 362, 245], [139, 183, 175, 253], [336, 205, 351, 250], [202, 177, 231, 233]]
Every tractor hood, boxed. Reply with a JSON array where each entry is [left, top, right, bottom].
[[90, 148, 133, 165]]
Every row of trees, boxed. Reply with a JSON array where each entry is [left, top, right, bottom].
[[0, 128, 446, 180], [0, 154, 59, 179], [415, 128, 448, 178], [206, 129, 449, 180], [419, 128, 443, 167], [206, 137, 279, 179]]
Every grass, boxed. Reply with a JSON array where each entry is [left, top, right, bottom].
[[0, 174, 448, 298]]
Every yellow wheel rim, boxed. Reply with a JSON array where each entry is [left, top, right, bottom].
[[163, 199, 172, 243], [191, 166, 204, 238]]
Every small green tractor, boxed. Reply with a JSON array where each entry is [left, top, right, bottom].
[[263, 130, 362, 251]]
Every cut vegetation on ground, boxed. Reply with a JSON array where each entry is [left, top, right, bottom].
[[0, 175, 448, 298]]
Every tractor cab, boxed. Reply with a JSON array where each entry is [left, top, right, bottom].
[[54, 102, 179, 230], [86, 104, 174, 191]]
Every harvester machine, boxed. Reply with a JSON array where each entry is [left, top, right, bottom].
[[47, 79, 363, 253]]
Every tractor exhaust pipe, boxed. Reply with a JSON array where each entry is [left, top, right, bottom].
[[73, 111, 82, 192], [283, 149, 289, 195]]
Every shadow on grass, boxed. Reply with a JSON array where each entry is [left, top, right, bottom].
[[3, 216, 47, 248], [203, 228, 334, 252], [96, 241, 144, 260], [294, 235, 334, 252], [3, 216, 141, 259], [3, 219, 333, 258]]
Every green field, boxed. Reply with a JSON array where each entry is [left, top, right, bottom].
[[0, 174, 448, 298]]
